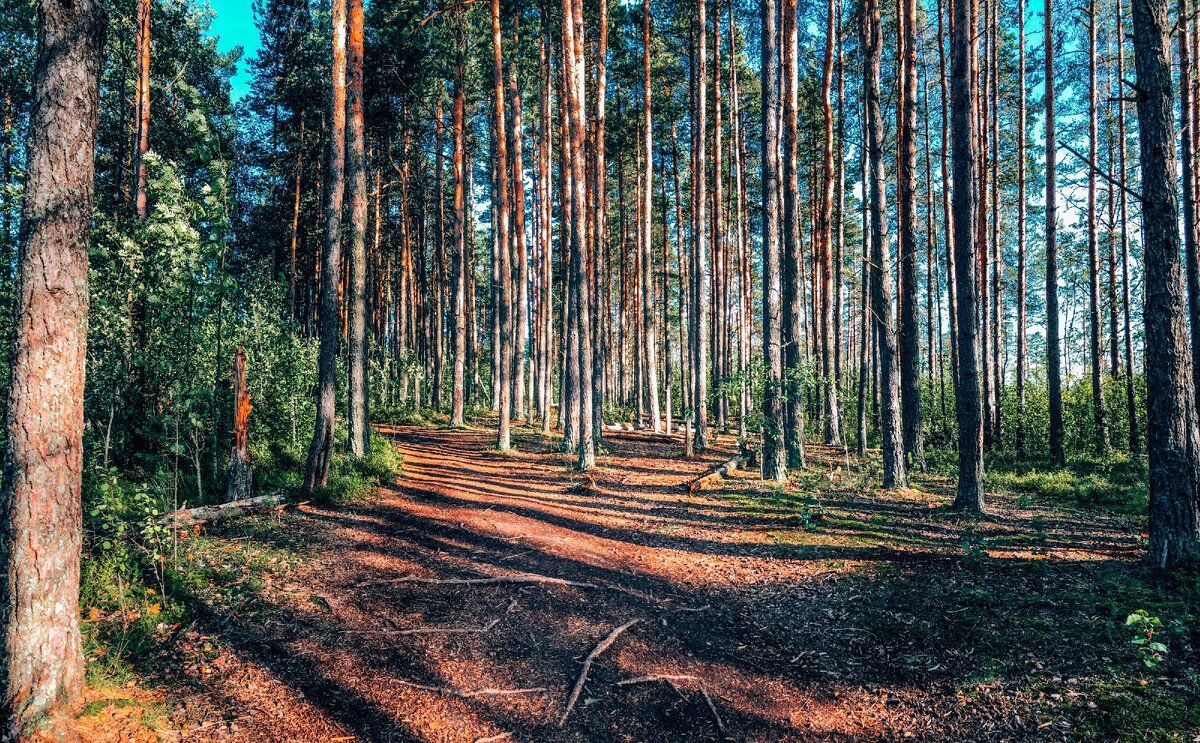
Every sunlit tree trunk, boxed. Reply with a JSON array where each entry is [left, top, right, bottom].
[[1046, 0, 1065, 466], [304, 0, 348, 492], [761, 0, 787, 482], [133, 0, 150, 220], [347, 0, 369, 457], [641, 0, 660, 432], [897, 0, 923, 467], [0, 0, 103, 734], [1087, 0, 1110, 454], [491, 0, 513, 450], [782, 0, 805, 468]]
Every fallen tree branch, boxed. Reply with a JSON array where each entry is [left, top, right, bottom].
[[342, 618, 501, 636], [559, 619, 639, 726], [687, 455, 749, 495], [617, 674, 726, 736], [472, 734, 513, 743], [157, 494, 289, 528], [395, 679, 551, 698], [358, 571, 602, 590]]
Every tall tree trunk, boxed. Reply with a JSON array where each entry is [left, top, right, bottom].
[[1131, 0, 1200, 567], [346, 0, 369, 457], [593, 0, 608, 438], [1181, 0, 1200, 409], [936, 0, 959, 410], [782, 0, 805, 468], [1116, 0, 1139, 454], [491, 0, 514, 450], [641, 0, 661, 432], [897, 0, 923, 467], [819, 0, 843, 446], [1016, 0, 1028, 459], [133, 0, 150, 220], [539, 14, 553, 434], [761, 0, 787, 482], [951, 0, 984, 510], [0, 1, 103, 734], [225, 347, 252, 502], [452, 48, 468, 427], [692, 0, 710, 452], [1087, 0, 1110, 454], [434, 97, 447, 411], [510, 55, 530, 422], [304, 0, 348, 493], [864, 0, 905, 488], [1045, 0, 1066, 466]]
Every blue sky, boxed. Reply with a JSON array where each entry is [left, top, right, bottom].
[[207, 0, 259, 100]]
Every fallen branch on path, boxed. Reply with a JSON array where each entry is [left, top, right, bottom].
[[472, 734, 513, 743], [617, 674, 726, 736], [358, 571, 602, 590], [157, 494, 291, 528], [395, 679, 552, 698], [559, 619, 639, 726], [686, 455, 749, 495], [342, 618, 501, 636]]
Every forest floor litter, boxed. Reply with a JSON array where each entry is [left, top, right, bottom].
[[67, 424, 1199, 742]]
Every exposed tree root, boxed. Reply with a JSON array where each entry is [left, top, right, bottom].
[[558, 619, 639, 726], [342, 618, 501, 636], [617, 674, 726, 736]]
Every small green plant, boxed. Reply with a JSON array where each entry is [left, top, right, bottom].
[[961, 526, 989, 565], [1126, 610, 1169, 668]]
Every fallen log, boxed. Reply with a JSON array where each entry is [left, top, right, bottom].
[[158, 494, 289, 528], [686, 455, 749, 495]]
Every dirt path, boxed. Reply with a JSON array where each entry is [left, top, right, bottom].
[[161, 424, 1156, 742]]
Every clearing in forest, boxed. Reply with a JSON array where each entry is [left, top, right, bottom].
[[81, 425, 1198, 742]]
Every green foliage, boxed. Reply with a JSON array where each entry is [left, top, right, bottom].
[[986, 454, 1147, 515], [1126, 610, 1170, 669], [315, 435, 404, 505]]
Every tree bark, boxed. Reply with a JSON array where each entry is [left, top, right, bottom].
[[225, 347, 252, 503], [133, 0, 150, 220], [761, 0, 787, 482], [782, 0, 805, 469], [864, 0, 906, 488], [346, 0, 369, 457], [452, 46, 468, 427], [491, 0, 514, 450], [1131, 0, 1200, 568], [1046, 0, 1066, 466], [691, 0, 710, 453], [1087, 0, 1110, 454], [303, 0, 348, 493], [1016, 0, 1028, 459], [897, 0, 923, 468], [951, 0, 984, 510], [1, 0, 104, 734]]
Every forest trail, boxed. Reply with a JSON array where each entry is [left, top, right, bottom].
[[157, 424, 1146, 742]]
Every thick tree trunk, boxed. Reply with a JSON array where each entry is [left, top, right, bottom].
[[864, 0, 906, 488], [1, 0, 104, 734], [951, 0, 984, 511], [1131, 0, 1200, 567], [346, 0, 369, 457], [304, 0, 348, 493], [761, 0, 787, 482]]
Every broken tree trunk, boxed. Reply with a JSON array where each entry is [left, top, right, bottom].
[[225, 345, 253, 503]]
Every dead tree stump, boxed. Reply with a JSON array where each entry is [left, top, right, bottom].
[[225, 345, 253, 502]]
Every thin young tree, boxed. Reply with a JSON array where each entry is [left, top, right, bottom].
[[1130, 0, 1200, 567], [347, 0, 369, 457], [451, 34, 468, 428], [642, 0, 661, 432], [0, 0, 104, 734], [818, 0, 843, 446], [1045, 0, 1066, 466], [133, 0, 150, 220], [303, 0, 348, 493], [1016, 0, 1029, 459], [691, 0, 710, 453], [951, 0, 984, 511], [1087, 0, 1110, 454], [491, 0, 514, 451]]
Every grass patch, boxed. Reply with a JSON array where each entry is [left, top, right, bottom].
[[985, 454, 1147, 515]]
